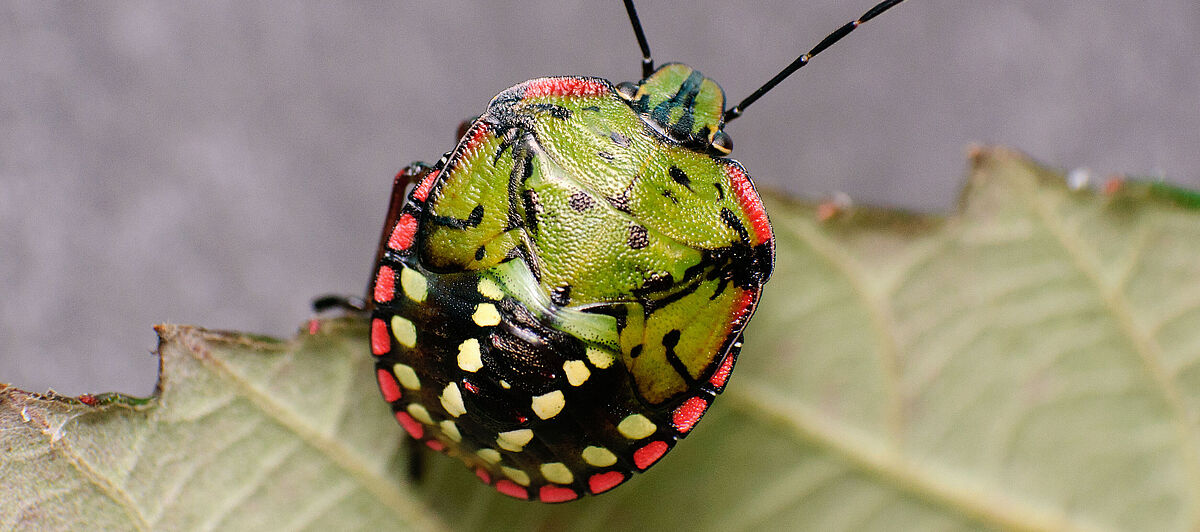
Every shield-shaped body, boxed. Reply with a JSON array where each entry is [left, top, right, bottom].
[[370, 70, 773, 502]]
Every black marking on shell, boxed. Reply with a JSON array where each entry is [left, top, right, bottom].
[[628, 224, 649, 249], [505, 141, 536, 231], [597, 151, 615, 161], [523, 189, 542, 236], [475, 245, 487, 261], [662, 328, 697, 385], [641, 275, 701, 313], [714, 182, 725, 201], [607, 193, 631, 214], [606, 174, 640, 214], [630, 344, 643, 359], [431, 204, 485, 229], [719, 207, 750, 244], [529, 103, 572, 120], [668, 166, 693, 191], [569, 191, 596, 212]]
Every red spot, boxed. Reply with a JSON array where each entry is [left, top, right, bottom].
[[539, 485, 579, 503], [370, 318, 391, 356], [425, 440, 446, 451], [672, 396, 709, 434], [523, 77, 608, 99], [388, 214, 419, 251], [633, 441, 670, 470], [709, 351, 737, 389], [516, 415, 528, 424], [464, 123, 490, 152], [725, 164, 772, 245], [587, 471, 627, 494], [306, 319, 321, 335], [376, 368, 402, 402], [374, 265, 395, 303], [462, 380, 480, 394], [77, 394, 98, 406], [494, 480, 529, 500], [475, 467, 491, 484], [394, 411, 424, 439], [412, 169, 439, 202]]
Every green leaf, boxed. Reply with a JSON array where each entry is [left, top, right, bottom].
[[3, 147, 1199, 531]]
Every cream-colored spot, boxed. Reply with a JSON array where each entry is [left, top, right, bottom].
[[472, 303, 502, 327], [531, 390, 565, 420], [477, 448, 501, 464], [440, 382, 467, 417], [582, 446, 618, 467], [457, 338, 483, 372], [477, 278, 505, 300], [563, 360, 590, 386], [501, 466, 531, 486], [406, 403, 433, 425], [392, 363, 421, 390], [496, 429, 534, 452], [440, 420, 462, 442], [540, 462, 574, 484], [390, 316, 417, 348], [400, 267, 428, 303], [500, 380, 512, 389], [586, 346, 615, 369], [617, 414, 656, 440]]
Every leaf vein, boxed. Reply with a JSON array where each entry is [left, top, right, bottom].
[[1014, 172, 1200, 510], [727, 381, 1105, 532], [170, 326, 449, 532]]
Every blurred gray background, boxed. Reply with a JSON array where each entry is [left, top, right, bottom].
[[2, 1, 1198, 396]]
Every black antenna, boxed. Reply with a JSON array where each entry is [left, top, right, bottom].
[[724, 0, 908, 123], [622, 0, 654, 78]]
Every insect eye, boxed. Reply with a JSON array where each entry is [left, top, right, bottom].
[[709, 131, 733, 155], [616, 81, 638, 100]]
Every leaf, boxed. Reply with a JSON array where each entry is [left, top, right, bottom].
[[3, 147, 1199, 531]]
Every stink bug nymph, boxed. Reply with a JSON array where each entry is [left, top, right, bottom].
[[364, 0, 908, 502]]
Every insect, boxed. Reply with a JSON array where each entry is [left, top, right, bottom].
[[364, 0, 907, 502]]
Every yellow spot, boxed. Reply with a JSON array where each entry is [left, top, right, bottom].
[[440, 382, 467, 417], [497, 429, 534, 452], [540, 462, 574, 484], [440, 420, 462, 442], [501, 466, 531, 486], [406, 403, 433, 425], [500, 380, 511, 389], [582, 446, 617, 467], [472, 303, 501, 327], [400, 267, 428, 303], [390, 316, 417, 348], [477, 448, 501, 464], [478, 278, 505, 300], [617, 414, 656, 440], [531, 390, 565, 420], [563, 360, 590, 386], [457, 338, 483, 372], [586, 346, 615, 369], [392, 363, 421, 390]]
